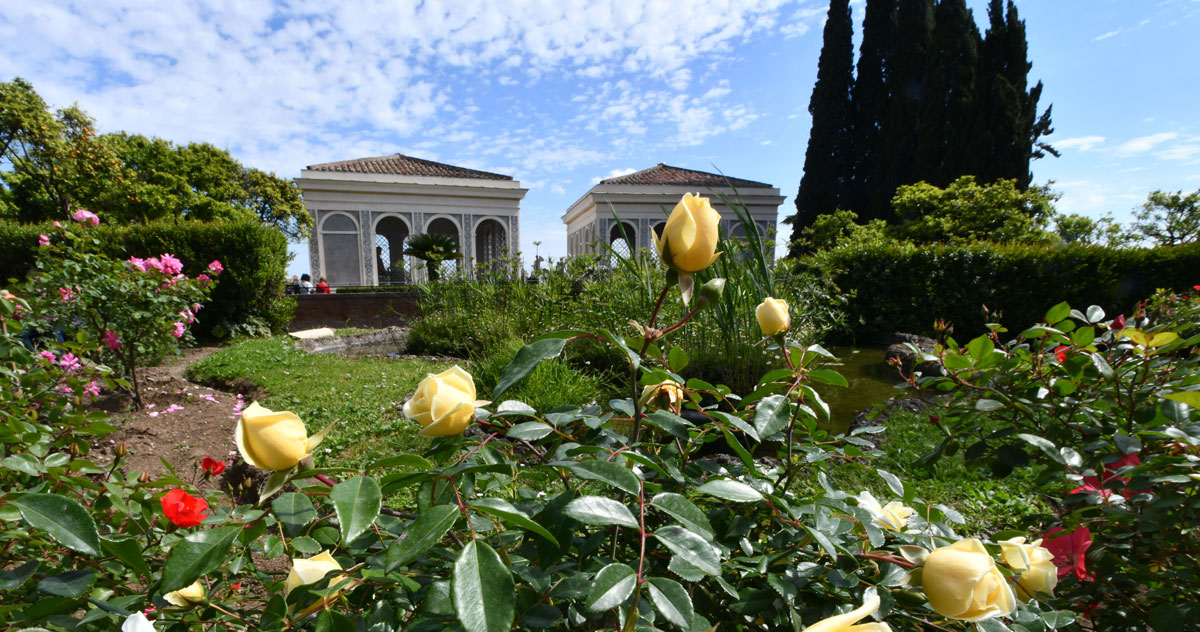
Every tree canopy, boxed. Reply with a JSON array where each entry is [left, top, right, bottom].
[[0, 78, 312, 240]]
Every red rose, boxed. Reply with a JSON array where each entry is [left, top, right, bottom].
[[201, 456, 226, 476], [161, 489, 208, 527], [1042, 525, 1092, 580], [1110, 314, 1126, 331], [1054, 345, 1069, 363]]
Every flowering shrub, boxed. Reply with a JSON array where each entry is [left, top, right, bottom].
[[21, 214, 215, 404], [0, 196, 1098, 632], [906, 288, 1200, 628]]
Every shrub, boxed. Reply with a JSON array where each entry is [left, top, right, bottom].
[[0, 218, 292, 337], [810, 240, 1200, 340]]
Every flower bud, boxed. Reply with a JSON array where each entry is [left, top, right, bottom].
[[696, 278, 726, 309], [116, 443, 127, 458], [756, 297, 791, 336], [138, 471, 150, 484], [653, 193, 721, 273]]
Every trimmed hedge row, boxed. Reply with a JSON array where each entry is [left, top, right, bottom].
[[0, 219, 293, 337], [807, 241, 1200, 340]]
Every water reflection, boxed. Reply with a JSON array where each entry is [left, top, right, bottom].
[[814, 346, 909, 434]]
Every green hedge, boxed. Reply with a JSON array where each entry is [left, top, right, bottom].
[[0, 219, 293, 337], [808, 241, 1200, 339]]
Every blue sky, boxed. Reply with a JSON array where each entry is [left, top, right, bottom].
[[3, 1, 1198, 276]]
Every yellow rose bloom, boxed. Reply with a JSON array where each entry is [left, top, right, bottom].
[[163, 579, 205, 607], [922, 538, 1016, 622], [236, 402, 312, 471], [999, 537, 1058, 601], [653, 193, 721, 273], [640, 380, 685, 414], [285, 550, 345, 599], [756, 297, 791, 336], [403, 365, 478, 437], [855, 491, 915, 532], [804, 593, 892, 632]]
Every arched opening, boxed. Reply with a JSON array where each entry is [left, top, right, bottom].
[[375, 216, 409, 285], [319, 213, 361, 286], [427, 217, 461, 278], [608, 221, 636, 265], [474, 219, 507, 272]]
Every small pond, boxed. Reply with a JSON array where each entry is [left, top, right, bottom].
[[815, 346, 909, 435]]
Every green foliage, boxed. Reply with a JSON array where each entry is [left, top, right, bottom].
[[790, 209, 889, 254], [889, 176, 1057, 245], [21, 220, 213, 404], [812, 240, 1200, 339], [910, 292, 1200, 627], [0, 78, 311, 239], [1054, 212, 1131, 247], [404, 233, 460, 281], [1132, 188, 1200, 246], [471, 337, 607, 411], [0, 218, 292, 337]]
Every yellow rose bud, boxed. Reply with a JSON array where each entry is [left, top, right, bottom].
[[756, 297, 791, 336], [639, 380, 685, 414], [855, 491, 915, 532], [285, 551, 346, 605], [653, 193, 721, 273], [236, 402, 311, 471], [163, 579, 205, 607], [803, 593, 892, 632], [403, 365, 478, 437], [922, 538, 1016, 622], [999, 537, 1058, 601]]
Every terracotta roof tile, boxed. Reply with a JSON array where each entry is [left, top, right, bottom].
[[306, 154, 514, 181], [600, 163, 773, 189]]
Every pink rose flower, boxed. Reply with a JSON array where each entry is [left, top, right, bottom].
[[196, 274, 211, 286], [38, 234, 50, 246], [181, 309, 195, 324], [59, 287, 75, 302], [84, 381, 102, 399], [159, 254, 183, 275], [71, 209, 99, 226], [207, 260, 223, 275], [55, 384, 74, 394], [145, 257, 164, 273], [38, 351, 56, 363], [128, 257, 148, 272], [102, 330, 121, 350], [173, 322, 186, 338], [192, 303, 203, 313], [58, 353, 81, 372], [53, 221, 61, 228]]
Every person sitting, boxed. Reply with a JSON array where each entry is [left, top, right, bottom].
[[300, 274, 314, 294], [315, 276, 331, 294], [286, 275, 300, 295]]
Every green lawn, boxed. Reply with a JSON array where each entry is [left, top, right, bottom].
[[187, 337, 449, 467]]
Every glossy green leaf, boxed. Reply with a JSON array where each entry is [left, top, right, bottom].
[[11, 493, 101, 556], [564, 496, 638, 529], [468, 498, 558, 545], [1044, 301, 1070, 325], [0, 561, 38, 589], [644, 410, 693, 441], [507, 422, 553, 441], [696, 479, 762, 503], [585, 563, 637, 612], [331, 476, 382, 544], [494, 337, 568, 398], [647, 577, 693, 627], [160, 525, 241, 594], [1165, 391, 1200, 408], [650, 493, 714, 539], [567, 460, 640, 495], [452, 541, 515, 632], [668, 346, 689, 372], [2, 454, 42, 476], [655, 525, 720, 575], [38, 569, 95, 597], [876, 469, 905, 499], [752, 395, 791, 442], [272, 492, 318, 538], [259, 467, 295, 503], [975, 398, 1004, 412], [101, 536, 151, 579], [386, 505, 459, 571]]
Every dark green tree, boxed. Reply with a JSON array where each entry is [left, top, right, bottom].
[[847, 0, 896, 222], [790, 0, 855, 239], [918, 0, 981, 187], [404, 233, 460, 281], [867, 0, 935, 217]]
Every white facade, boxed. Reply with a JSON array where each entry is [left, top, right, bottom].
[[562, 165, 785, 260], [296, 157, 526, 285]]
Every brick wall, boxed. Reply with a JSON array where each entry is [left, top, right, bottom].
[[289, 292, 421, 331]]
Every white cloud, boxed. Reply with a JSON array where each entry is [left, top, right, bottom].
[[591, 167, 638, 184], [1055, 135, 1106, 152], [1118, 132, 1179, 154]]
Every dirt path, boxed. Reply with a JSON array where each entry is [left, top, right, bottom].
[[91, 345, 249, 489]]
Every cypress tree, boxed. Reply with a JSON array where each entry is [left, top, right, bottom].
[[867, 0, 934, 219], [848, 0, 896, 222], [790, 0, 856, 245], [918, 0, 980, 187]]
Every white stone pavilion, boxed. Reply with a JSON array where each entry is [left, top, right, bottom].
[[297, 154, 526, 285], [562, 164, 785, 259]]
